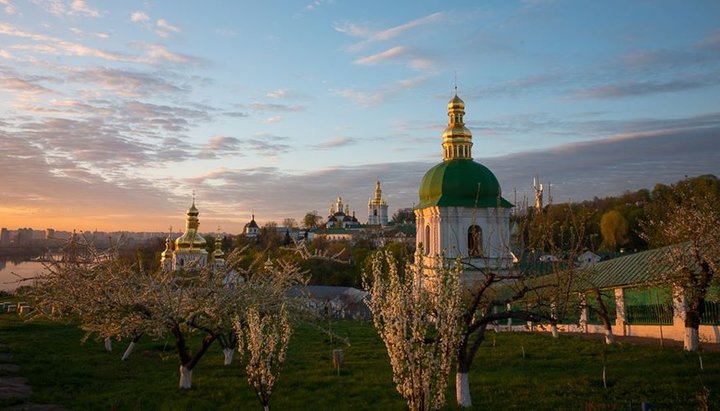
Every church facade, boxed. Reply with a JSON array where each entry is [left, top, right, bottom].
[[414, 93, 513, 273]]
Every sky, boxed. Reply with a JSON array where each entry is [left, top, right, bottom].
[[0, 0, 719, 233]]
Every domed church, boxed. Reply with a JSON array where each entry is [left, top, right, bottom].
[[161, 199, 214, 271], [415, 93, 513, 272]]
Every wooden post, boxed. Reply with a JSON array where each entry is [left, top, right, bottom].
[[332, 349, 344, 376]]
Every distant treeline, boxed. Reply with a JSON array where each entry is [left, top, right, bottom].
[[516, 174, 720, 253]]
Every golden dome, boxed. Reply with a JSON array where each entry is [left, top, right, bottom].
[[212, 236, 225, 260], [442, 92, 472, 161], [448, 94, 465, 110], [175, 200, 207, 251]]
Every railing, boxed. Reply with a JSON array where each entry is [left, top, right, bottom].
[[701, 300, 720, 325], [626, 304, 673, 325]]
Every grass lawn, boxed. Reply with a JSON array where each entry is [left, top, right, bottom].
[[0, 312, 718, 410]]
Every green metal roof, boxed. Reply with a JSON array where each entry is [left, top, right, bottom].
[[417, 159, 512, 209], [574, 245, 678, 290]]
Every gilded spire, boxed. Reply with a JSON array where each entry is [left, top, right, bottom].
[[213, 228, 225, 261], [442, 92, 473, 161], [175, 198, 207, 250], [369, 180, 386, 206]]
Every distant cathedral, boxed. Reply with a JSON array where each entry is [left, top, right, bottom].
[[325, 196, 360, 229], [160, 199, 225, 271], [414, 92, 512, 272], [367, 180, 389, 226]]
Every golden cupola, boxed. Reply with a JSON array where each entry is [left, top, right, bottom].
[[175, 199, 207, 250], [161, 236, 173, 259], [442, 93, 473, 161], [369, 180, 387, 206], [212, 235, 225, 261]]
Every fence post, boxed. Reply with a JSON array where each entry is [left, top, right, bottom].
[[506, 303, 512, 330], [614, 288, 626, 336]]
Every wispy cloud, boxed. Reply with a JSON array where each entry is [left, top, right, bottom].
[[310, 137, 357, 150], [354, 45, 435, 71], [698, 29, 720, 52], [244, 135, 292, 156], [334, 75, 430, 106], [131, 42, 205, 65], [32, 0, 102, 17], [130, 10, 149, 23], [335, 12, 446, 51], [267, 88, 289, 99], [156, 19, 181, 38], [262, 115, 283, 124], [0, 0, 16, 14], [222, 111, 249, 118], [248, 102, 305, 112], [0, 76, 54, 94], [305, 0, 332, 12], [197, 135, 243, 159], [70, 0, 100, 17], [69, 27, 110, 39], [567, 74, 720, 100], [214, 28, 238, 38], [0, 23, 204, 66], [65, 67, 188, 97]]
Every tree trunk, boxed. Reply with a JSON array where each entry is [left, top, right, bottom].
[[456, 372, 472, 408], [684, 327, 699, 351], [604, 327, 615, 344], [223, 348, 234, 366], [122, 342, 136, 361], [104, 337, 112, 352], [551, 324, 559, 338], [263, 406, 269, 411], [684, 310, 701, 352], [179, 365, 193, 389]]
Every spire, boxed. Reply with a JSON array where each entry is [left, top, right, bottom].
[[441, 92, 473, 161], [213, 227, 225, 261], [175, 197, 207, 250]]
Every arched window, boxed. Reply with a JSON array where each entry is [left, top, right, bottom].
[[468, 225, 482, 257], [425, 225, 431, 255]]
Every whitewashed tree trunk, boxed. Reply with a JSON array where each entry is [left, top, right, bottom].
[[456, 372, 472, 408], [684, 327, 699, 351], [223, 348, 234, 366], [122, 342, 136, 361], [604, 328, 615, 344], [263, 405, 269, 411], [179, 365, 193, 389], [551, 324, 559, 338], [104, 337, 112, 352]]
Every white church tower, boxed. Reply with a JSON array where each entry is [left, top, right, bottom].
[[367, 180, 389, 226], [414, 93, 513, 274]]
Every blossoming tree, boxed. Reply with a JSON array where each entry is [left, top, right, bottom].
[[363, 251, 463, 411]]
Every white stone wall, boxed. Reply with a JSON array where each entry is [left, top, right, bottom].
[[414, 205, 511, 270]]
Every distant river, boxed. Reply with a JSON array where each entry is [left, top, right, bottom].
[[0, 260, 48, 292]]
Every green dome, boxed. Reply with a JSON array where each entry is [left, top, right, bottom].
[[417, 159, 512, 209]]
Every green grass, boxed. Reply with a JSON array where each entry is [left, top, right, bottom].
[[0, 313, 718, 410]]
